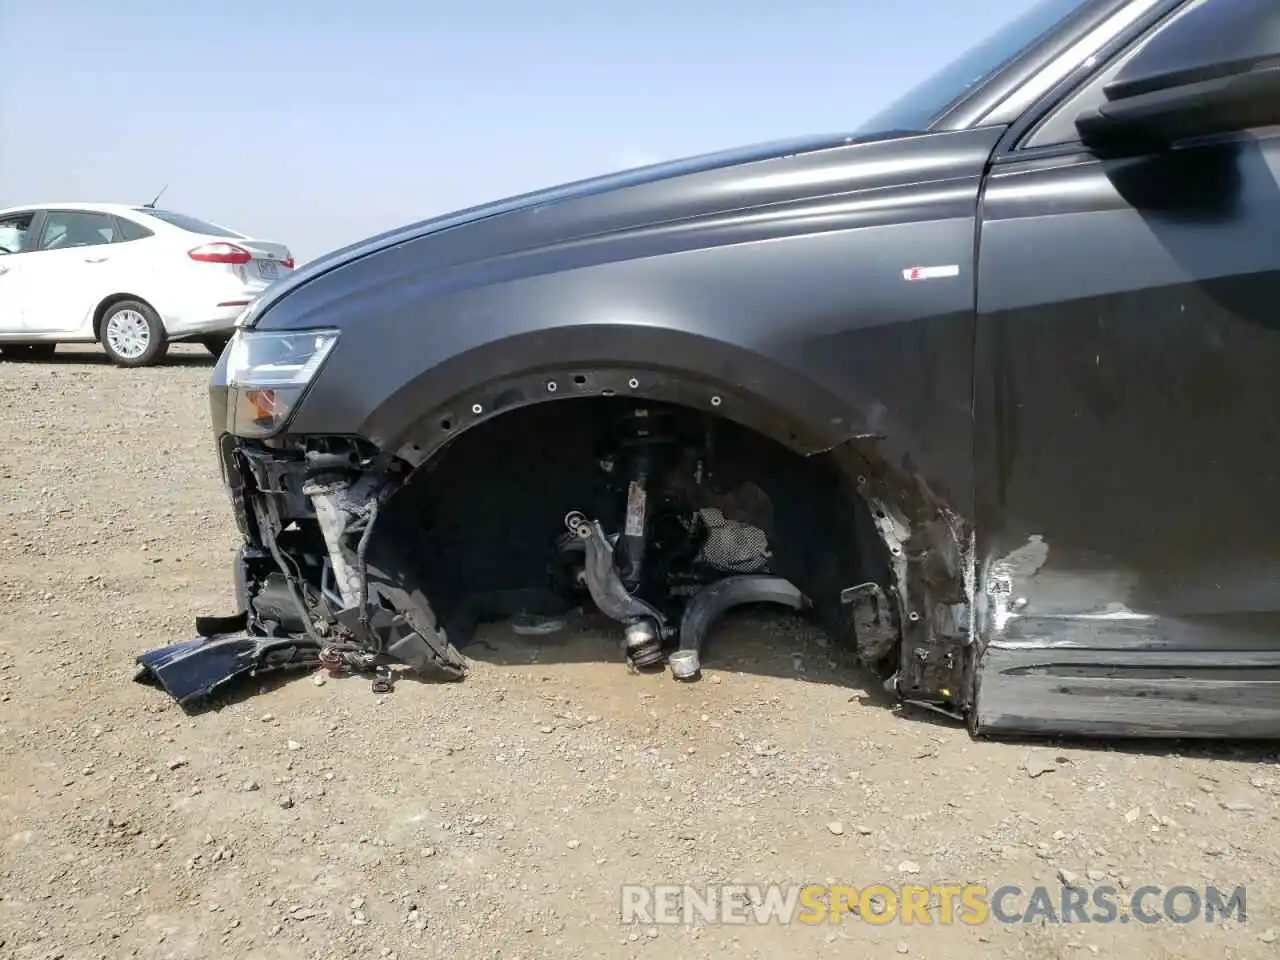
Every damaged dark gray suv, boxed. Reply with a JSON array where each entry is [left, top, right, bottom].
[[139, 0, 1280, 739]]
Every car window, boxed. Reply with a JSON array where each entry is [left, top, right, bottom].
[[1024, 0, 1271, 148], [854, 0, 1094, 134], [0, 212, 35, 254], [116, 216, 155, 242], [1109, 0, 1276, 97], [135, 208, 243, 238], [39, 210, 119, 251], [1023, 28, 1152, 146]]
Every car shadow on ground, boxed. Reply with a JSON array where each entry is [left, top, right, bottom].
[[186, 606, 911, 718], [460, 605, 892, 691], [183, 606, 1280, 763], [453, 606, 1280, 763], [18, 346, 219, 368]]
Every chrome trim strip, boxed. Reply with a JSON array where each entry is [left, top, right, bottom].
[[990, 0, 1165, 121]]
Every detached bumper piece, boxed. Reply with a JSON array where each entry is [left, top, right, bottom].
[[133, 613, 322, 708]]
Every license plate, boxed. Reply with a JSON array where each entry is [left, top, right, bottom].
[[258, 260, 280, 280]]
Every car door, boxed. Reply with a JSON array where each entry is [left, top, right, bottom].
[[0, 211, 40, 333], [20, 209, 123, 334], [971, 0, 1280, 736]]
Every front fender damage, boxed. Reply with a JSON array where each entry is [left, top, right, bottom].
[[135, 439, 467, 708], [138, 419, 974, 722], [832, 443, 974, 720]]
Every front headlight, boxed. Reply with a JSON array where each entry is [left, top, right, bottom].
[[224, 328, 339, 437]]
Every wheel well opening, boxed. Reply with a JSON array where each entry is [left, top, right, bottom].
[[374, 395, 900, 667]]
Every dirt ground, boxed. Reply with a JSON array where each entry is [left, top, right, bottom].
[[1, 344, 1278, 960]]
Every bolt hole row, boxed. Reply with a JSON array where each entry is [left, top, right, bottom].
[[441, 381, 726, 432]]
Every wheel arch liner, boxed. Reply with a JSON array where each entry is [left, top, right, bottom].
[[356, 325, 872, 467]]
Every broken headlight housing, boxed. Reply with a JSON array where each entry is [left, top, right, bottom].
[[224, 328, 339, 437]]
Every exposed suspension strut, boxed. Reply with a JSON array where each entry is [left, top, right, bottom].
[[612, 407, 677, 594]]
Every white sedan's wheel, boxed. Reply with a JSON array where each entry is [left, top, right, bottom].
[[106, 310, 149, 358], [99, 300, 168, 367]]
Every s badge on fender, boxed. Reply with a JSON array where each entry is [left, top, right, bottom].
[[902, 264, 960, 281]]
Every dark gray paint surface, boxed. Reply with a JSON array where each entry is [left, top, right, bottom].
[[209, 0, 1280, 738], [256, 128, 1000, 510], [971, 131, 1280, 736]]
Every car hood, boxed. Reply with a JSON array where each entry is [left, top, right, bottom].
[[245, 130, 915, 325]]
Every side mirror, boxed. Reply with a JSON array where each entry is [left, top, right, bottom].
[[1077, 61, 1280, 150]]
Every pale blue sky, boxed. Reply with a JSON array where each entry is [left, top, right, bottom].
[[0, 0, 1038, 261]]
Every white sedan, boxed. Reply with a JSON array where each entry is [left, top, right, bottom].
[[0, 202, 294, 366]]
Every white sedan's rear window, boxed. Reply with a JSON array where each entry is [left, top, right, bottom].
[[136, 208, 242, 238]]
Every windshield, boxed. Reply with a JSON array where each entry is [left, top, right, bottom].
[[856, 0, 1094, 133], [135, 208, 243, 238]]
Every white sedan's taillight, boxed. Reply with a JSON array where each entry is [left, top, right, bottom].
[[189, 242, 252, 265]]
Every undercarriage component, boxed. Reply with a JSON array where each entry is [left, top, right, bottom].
[[304, 477, 366, 607], [138, 443, 469, 708], [562, 406, 809, 677], [564, 510, 804, 675], [302, 466, 466, 680], [146, 399, 922, 711], [611, 407, 677, 591], [668, 649, 701, 681], [446, 588, 577, 648], [331, 601, 451, 674], [841, 581, 900, 667], [566, 511, 669, 628], [567, 510, 671, 666], [617, 477, 650, 591], [623, 619, 665, 667], [509, 610, 572, 636], [674, 574, 809, 678], [300, 466, 384, 618], [694, 506, 771, 574], [248, 573, 312, 634]]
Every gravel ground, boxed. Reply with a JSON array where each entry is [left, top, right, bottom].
[[1, 344, 1278, 960]]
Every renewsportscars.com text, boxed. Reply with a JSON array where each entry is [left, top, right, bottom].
[[620, 883, 1247, 927]]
